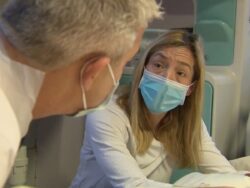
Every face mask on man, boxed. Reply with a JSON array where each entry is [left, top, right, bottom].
[[73, 63, 119, 117], [139, 69, 190, 113]]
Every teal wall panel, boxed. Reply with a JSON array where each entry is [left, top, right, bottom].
[[203, 81, 213, 134], [120, 74, 133, 85], [195, 0, 237, 66]]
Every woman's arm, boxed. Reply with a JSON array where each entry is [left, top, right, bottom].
[[230, 156, 250, 171], [199, 121, 236, 173]]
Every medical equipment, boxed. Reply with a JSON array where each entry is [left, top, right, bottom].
[[8, 146, 28, 186]]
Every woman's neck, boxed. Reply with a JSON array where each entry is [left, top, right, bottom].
[[148, 112, 166, 129]]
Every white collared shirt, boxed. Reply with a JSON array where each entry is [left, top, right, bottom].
[[0, 43, 44, 187]]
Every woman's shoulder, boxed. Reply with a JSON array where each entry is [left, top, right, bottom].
[[108, 95, 127, 115], [85, 95, 130, 129]]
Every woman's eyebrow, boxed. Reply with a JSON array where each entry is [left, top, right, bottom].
[[151, 51, 168, 60], [177, 61, 192, 71], [152, 52, 192, 69]]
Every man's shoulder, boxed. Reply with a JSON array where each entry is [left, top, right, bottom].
[[0, 88, 21, 145]]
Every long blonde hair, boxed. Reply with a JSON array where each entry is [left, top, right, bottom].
[[117, 30, 205, 168]]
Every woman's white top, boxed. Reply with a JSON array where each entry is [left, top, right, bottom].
[[71, 98, 236, 188]]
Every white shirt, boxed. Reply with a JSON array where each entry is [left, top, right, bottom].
[[71, 98, 236, 188], [0, 44, 44, 187]]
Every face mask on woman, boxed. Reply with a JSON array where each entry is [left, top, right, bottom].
[[139, 69, 190, 113]]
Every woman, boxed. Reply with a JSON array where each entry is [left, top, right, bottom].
[[70, 30, 237, 188]]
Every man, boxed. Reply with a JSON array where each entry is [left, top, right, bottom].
[[0, 0, 162, 186]]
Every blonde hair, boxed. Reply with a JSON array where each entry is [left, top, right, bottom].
[[117, 30, 205, 168], [0, 0, 162, 70]]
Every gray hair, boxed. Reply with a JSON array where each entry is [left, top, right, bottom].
[[0, 0, 162, 70]]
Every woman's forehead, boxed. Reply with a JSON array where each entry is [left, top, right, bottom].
[[151, 46, 195, 65]]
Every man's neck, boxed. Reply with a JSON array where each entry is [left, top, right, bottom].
[[32, 64, 82, 119]]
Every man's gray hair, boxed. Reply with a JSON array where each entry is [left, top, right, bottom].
[[0, 0, 162, 70]]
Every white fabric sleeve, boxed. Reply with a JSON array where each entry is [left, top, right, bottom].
[[230, 156, 250, 171], [199, 121, 236, 173], [85, 107, 172, 188], [0, 90, 21, 188], [174, 172, 250, 187]]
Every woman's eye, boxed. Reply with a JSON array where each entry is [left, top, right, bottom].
[[177, 71, 186, 77], [153, 62, 163, 68]]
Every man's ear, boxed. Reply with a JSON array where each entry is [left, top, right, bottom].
[[81, 57, 110, 91]]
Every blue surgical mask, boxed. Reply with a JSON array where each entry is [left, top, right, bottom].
[[139, 69, 190, 113], [73, 63, 119, 117]]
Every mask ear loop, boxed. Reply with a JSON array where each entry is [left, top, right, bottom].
[[80, 66, 88, 110], [80, 63, 116, 111], [107, 63, 117, 85]]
